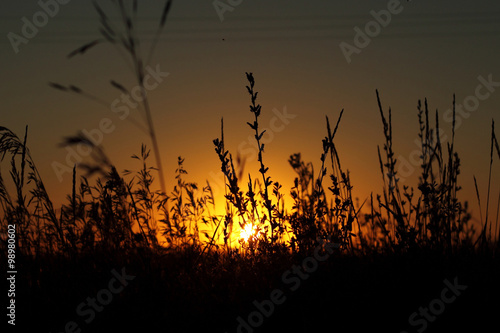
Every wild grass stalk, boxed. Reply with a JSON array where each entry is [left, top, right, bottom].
[[2, 70, 496, 262], [287, 110, 358, 253], [323, 112, 360, 250], [213, 119, 248, 245], [493, 122, 500, 244], [484, 120, 495, 242], [51, 0, 174, 196], [474, 120, 500, 247], [374, 91, 475, 253], [375, 90, 412, 249], [245, 73, 276, 242], [0, 126, 68, 254]]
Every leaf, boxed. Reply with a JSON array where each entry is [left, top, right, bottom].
[[92, 0, 108, 23], [110, 80, 129, 95], [99, 28, 115, 43], [160, 0, 173, 28], [67, 40, 101, 58], [245, 72, 254, 86], [48, 82, 67, 91], [69, 85, 82, 94]]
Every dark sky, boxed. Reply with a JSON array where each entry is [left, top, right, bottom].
[[1, 0, 499, 223]]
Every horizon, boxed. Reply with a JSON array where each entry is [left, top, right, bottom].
[[1, 0, 499, 232]]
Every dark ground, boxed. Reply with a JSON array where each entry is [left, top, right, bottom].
[[9, 248, 500, 333]]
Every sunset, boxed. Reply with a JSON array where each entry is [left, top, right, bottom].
[[1, 0, 500, 332]]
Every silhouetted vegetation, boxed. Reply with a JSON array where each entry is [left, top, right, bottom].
[[2, 74, 499, 332], [2, 1, 499, 332]]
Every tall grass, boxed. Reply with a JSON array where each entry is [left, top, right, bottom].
[[2, 2, 499, 272], [474, 119, 500, 247], [3, 3, 499, 331], [367, 92, 477, 253], [3, 82, 497, 259], [50, 0, 173, 196], [3, 72, 500, 333]]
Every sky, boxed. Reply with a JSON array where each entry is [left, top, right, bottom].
[[1, 0, 499, 227]]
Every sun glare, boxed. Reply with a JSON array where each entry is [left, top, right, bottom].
[[240, 223, 260, 242]]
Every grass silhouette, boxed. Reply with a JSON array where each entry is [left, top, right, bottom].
[[1, 1, 499, 332], [2, 74, 499, 332]]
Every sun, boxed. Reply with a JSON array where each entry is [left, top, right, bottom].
[[240, 223, 260, 242]]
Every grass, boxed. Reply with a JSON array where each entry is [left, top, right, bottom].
[[2, 1, 500, 332], [2, 73, 500, 332]]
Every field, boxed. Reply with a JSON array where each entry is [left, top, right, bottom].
[[2, 1, 500, 332]]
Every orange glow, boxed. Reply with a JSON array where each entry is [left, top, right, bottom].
[[239, 223, 261, 242]]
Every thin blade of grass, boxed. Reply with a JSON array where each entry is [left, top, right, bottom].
[[67, 40, 102, 58], [147, 0, 173, 65], [473, 175, 483, 224]]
